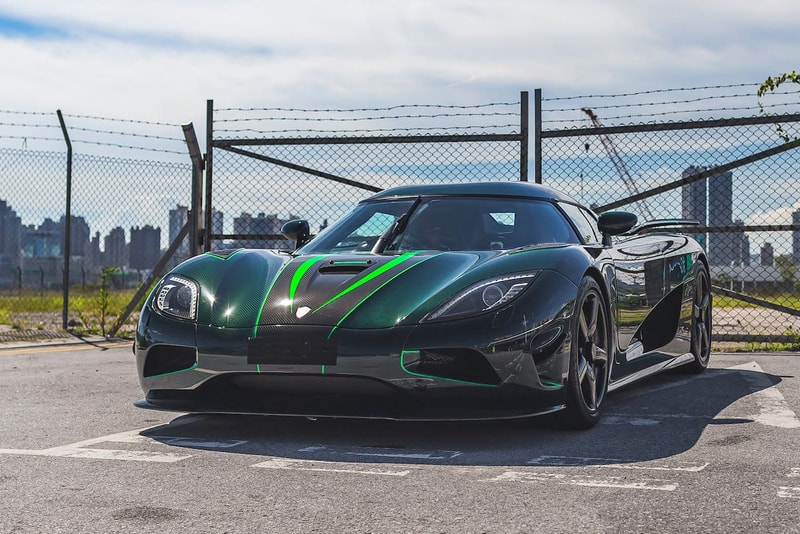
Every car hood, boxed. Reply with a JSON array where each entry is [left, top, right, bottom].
[[165, 245, 578, 330]]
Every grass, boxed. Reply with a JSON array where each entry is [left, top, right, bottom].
[[0, 287, 146, 337]]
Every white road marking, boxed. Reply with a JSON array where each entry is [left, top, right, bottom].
[[608, 362, 799, 429], [150, 437, 248, 449], [527, 455, 708, 472], [297, 444, 462, 460], [487, 470, 677, 491], [728, 362, 800, 429], [0, 426, 193, 463], [252, 457, 412, 477], [601, 416, 661, 426], [778, 487, 800, 499], [788, 468, 800, 478]]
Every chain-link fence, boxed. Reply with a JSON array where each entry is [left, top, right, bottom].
[[5, 84, 800, 345], [0, 110, 192, 338], [206, 96, 528, 250], [536, 84, 800, 342]]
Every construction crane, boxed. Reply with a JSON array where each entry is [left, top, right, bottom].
[[581, 108, 654, 220]]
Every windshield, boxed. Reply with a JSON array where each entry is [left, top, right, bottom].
[[299, 196, 579, 254]]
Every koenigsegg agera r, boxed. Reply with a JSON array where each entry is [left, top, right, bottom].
[[134, 181, 712, 428]]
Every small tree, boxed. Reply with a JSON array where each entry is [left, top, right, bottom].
[[774, 255, 796, 290], [96, 266, 118, 336]]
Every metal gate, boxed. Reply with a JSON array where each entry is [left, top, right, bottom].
[[534, 85, 800, 343], [204, 94, 529, 251]]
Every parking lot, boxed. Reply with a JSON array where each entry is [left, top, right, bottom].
[[0, 341, 798, 533]]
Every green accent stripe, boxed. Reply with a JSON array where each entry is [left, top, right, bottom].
[[252, 259, 294, 337], [327, 253, 440, 339], [315, 252, 418, 314], [289, 255, 328, 312]]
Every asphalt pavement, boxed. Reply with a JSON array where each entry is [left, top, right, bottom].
[[0, 339, 798, 533]]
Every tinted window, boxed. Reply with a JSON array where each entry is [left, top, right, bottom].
[[559, 202, 600, 244], [301, 196, 580, 254]]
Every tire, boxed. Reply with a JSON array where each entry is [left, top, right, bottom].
[[686, 263, 712, 373], [563, 276, 611, 429]]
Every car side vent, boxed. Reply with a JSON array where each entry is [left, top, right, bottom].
[[143, 345, 197, 377], [403, 348, 501, 386]]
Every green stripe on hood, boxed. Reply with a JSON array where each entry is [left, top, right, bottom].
[[313, 252, 419, 314]]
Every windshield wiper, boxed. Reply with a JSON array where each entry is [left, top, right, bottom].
[[370, 196, 422, 254]]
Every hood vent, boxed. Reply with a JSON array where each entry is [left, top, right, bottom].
[[318, 260, 373, 275]]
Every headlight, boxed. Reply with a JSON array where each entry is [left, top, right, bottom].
[[423, 272, 540, 322], [154, 275, 199, 320]]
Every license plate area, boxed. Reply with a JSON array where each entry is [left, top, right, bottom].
[[247, 327, 337, 365]]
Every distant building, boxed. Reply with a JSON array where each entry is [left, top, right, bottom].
[[761, 242, 774, 266], [61, 215, 90, 258], [103, 227, 127, 268], [232, 212, 295, 249], [0, 200, 22, 281], [681, 166, 707, 247], [169, 204, 190, 263], [129, 225, 160, 270], [22, 218, 61, 258], [682, 166, 747, 266]]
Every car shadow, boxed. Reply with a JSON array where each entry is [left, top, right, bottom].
[[140, 365, 785, 467]]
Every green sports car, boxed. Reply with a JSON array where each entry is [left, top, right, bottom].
[[134, 181, 711, 428]]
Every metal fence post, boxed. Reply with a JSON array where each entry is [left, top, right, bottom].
[[204, 100, 214, 252], [520, 91, 529, 182], [534, 89, 542, 184], [56, 110, 72, 330], [182, 123, 204, 257]]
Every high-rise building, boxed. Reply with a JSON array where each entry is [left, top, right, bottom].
[[60, 215, 91, 258], [169, 204, 189, 261], [681, 166, 707, 248], [0, 200, 22, 278], [129, 225, 160, 270], [103, 227, 127, 268], [761, 242, 774, 266], [681, 167, 745, 266]]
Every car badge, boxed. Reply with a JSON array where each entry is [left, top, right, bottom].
[[296, 306, 312, 318]]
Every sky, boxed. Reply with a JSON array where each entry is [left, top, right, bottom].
[[1, 1, 799, 128], [2, 1, 800, 253]]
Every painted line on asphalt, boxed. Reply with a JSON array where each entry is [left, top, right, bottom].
[[0, 425, 193, 463], [729, 361, 800, 429], [486, 470, 677, 491], [297, 444, 463, 460], [252, 457, 413, 477], [607, 362, 799, 429], [0, 340, 131, 356], [527, 455, 708, 472], [778, 487, 800, 499]]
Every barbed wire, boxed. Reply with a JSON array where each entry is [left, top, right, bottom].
[[62, 113, 182, 128], [215, 124, 520, 136], [543, 100, 800, 125], [216, 111, 519, 123], [65, 126, 185, 143], [216, 102, 519, 113], [70, 139, 186, 155], [543, 83, 761, 102]]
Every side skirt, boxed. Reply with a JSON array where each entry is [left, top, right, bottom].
[[608, 352, 694, 393]]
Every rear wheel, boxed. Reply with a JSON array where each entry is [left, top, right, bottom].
[[563, 277, 611, 429], [686, 263, 712, 373]]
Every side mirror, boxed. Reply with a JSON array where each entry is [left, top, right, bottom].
[[597, 211, 637, 246], [281, 219, 310, 249]]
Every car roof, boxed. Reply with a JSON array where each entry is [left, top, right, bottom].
[[365, 181, 581, 204]]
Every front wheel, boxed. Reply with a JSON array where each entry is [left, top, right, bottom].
[[686, 263, 712, 373], [563, 276, 611, 429]]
